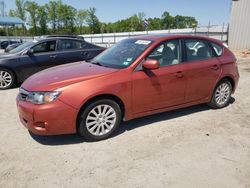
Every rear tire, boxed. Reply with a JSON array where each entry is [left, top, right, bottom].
[[77, 99, 122, 141], [209, 79, 232, 109], [0, 68, 16, 90]]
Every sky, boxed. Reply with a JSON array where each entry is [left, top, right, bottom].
[[3, 0, 231, 26]]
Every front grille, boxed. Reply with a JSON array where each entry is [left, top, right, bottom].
[[19, 88, 29, 101]]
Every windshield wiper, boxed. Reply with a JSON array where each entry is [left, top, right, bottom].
[[87, 60, 111, 68], [89, 61, 104, 66]]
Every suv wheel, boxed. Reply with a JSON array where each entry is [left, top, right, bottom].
[[77, 99, 122, 141]]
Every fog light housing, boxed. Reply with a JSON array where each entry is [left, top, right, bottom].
[[34, 122, 46, 129]]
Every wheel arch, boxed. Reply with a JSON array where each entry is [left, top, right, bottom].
[[0, 66, 17, 82], [76, 93, 125, 126], [219, 76, 235, 92], [209, 75, 236, 102]]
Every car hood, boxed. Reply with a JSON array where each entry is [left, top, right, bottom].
[[0, 53, 19, 59], [22, 61, 119, 91]]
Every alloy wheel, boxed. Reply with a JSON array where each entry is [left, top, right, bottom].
[[86, 104, 117, 136], [0, 70, 13, 89], [215, 82, 231, 106]]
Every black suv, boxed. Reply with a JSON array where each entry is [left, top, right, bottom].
[[0, 36, 105, 89]]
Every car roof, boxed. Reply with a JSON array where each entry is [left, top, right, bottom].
[[35, 37, 85, 42], [132, 34, 224, 45], [31, 36, 102, 48], [42, 35, 84, 39]]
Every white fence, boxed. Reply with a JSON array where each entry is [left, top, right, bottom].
[[81, 25, 228, 47], [0, 25, 228, 48]]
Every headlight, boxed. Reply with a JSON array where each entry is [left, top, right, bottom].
[[26, 91, 61, 105]]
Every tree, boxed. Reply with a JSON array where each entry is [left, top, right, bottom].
[[8, 10, 16, 17], [45, 1, 58, 33], [6, 1, 199, 36], [137, 12, 146, 30], [161, 11, 175, 29], [86, 7, 100, 34], [8, 0, 27, 34], [15, 0, 26, 21], [77, 9, 88, 34], [25, 1, 39, 35], [148, 17, 162, 30], [63, 5, 77, 34], [38, 5, 48, 35], [56, 3, 76, 33]]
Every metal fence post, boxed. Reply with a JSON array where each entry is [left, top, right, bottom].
[[221, 22, 225, 41], [207, 21, 210, 36]]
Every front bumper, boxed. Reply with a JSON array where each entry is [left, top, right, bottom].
[[16, 98, 78, 136]]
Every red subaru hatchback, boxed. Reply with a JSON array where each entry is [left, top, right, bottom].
[[16, 35, 239, 141]]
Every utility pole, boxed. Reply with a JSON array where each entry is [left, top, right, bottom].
[[0, 1, 5, 17]]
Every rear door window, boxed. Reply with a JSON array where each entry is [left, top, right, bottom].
[[58, 39, 86, 51], [184, 39, 213, 62]]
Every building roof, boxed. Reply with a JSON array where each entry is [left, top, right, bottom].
[[0, 16, 24, 25]]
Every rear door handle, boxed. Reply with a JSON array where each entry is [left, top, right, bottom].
[[211, 64, 220, 70], [81, 52, 88, 56], [50, 55, 57, 58], [175, 71, 184, 78]]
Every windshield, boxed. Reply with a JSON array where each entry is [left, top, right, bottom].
[[92, 38, 152, 69], [9, 41, 34, 54]]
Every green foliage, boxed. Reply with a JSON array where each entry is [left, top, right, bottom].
[[148, 18, 162, 30], [15, 0, 26, 21], [6, 0, 198, 36], [8, 10, 16, 17], [25, 1, 39, 35], [77, 9, 88, 34], [102, 12, 146, 33], [38, 6, 48, 35], [86, 7, 100, 34], [0, 28, 7, 36], [45, 1, 58, 32]]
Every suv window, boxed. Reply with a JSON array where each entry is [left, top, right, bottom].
[[32, 41, 56, 54], [211, 42, 223, 56], [184, 39, 213, 61], [147, 40, 180, 67], [59, 39, 86, 50]]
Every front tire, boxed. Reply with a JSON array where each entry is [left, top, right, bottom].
[[77, 99, 122, 141], [0, 68, 16, 90], [209, 79, 232, 109]]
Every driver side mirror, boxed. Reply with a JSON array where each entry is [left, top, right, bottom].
[[26, 49, 34, 56], [143, 59, 160, 70]]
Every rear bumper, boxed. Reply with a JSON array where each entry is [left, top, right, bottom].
[[16, 98, 78, 136]]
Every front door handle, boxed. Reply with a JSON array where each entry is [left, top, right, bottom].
[[175, 71, 184, 78], [211, 64, 220, 70]]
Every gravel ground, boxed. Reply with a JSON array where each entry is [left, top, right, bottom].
[[0, 59, 250, 188]]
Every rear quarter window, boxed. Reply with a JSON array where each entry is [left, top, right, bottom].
[[211, 42, 223, 56]]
